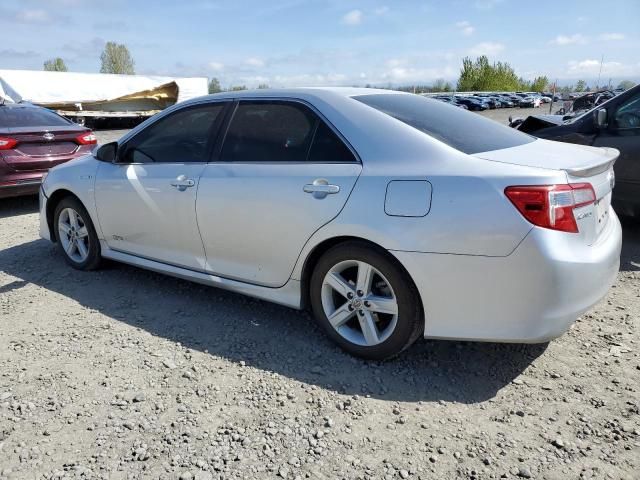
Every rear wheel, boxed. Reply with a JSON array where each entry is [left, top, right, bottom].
[[54, 197, 102, 270], [310, 242, 423, 360]]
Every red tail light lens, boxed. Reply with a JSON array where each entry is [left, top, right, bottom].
[[505, 183, 596, 233], [0, 137, 18, 150], [76, 132, 97, 145]]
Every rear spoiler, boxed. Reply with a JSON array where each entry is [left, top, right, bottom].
[[565, 148, 618, 177]]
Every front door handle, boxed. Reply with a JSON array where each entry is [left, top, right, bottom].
[[304, 178, 340, 199], [171, 175, 195, 191]]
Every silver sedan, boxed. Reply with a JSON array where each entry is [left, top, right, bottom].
[[39, 88, 622, 359]]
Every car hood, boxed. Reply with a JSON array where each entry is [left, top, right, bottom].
[[473, 138, 618, 177]]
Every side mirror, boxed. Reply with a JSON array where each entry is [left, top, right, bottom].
[[595, 108, 608, 128], [95, 141, 118, 162]]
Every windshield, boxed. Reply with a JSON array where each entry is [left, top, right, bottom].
[[354, 93, 534, 154]]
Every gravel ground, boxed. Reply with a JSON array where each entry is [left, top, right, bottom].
[[1, 109, 638, 480]]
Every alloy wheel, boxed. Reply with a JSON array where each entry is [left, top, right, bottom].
[[58, 207, 90, 263], [320, 260, 398, 347]]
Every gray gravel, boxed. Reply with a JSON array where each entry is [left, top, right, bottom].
[[0, 110, 638, 479]]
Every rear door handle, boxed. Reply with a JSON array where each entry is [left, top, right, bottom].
[[171, 175, 195, 191], [304, 178, 340, 199]]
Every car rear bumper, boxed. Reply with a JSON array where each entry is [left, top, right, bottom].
[[391, 208, 622, 343]]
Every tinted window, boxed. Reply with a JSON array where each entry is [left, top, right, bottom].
[[0, 106, 71, 128], [221, 101, 317, 162], [123, 103, 224, 163], [308, 121, 356, 163], [613, 91, 640, 129], [354, 94, 534, 154]]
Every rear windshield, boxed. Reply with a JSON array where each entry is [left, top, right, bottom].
[[353, 93, 534, 154], [0, 106, 71, 128]]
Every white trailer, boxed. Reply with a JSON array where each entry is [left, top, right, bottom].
[[0, 69, 208, 126]]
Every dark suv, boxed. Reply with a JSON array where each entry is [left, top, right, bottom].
[[512, 84, 640, 216], [0, 102, 96, 198]]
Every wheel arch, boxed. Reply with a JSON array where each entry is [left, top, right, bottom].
[[299, 235, 424, 317], [46, 189, 83, 242]]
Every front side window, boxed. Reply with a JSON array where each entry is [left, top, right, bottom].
[[613, 92, 640, 130], [354, 93, 535, 154], [122, 103, 225, 163], [220, 100, 356, 163]]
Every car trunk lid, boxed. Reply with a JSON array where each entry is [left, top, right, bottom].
[[0, 126, 86, 171], [474, 138, 618, 245]]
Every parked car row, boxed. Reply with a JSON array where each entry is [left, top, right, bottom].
[[430, 92, 557, 110]]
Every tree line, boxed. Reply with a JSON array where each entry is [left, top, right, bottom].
[[43, 41, 135, 74], [43, 48, 636, 94]]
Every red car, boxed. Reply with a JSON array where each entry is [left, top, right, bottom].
[[0, 102, 96, 198]]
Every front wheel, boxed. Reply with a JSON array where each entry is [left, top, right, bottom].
[[54, 197, 102, 270], [310, 242, 423, 360]]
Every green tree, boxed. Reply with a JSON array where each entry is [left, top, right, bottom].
[[257, 83, 270, 89], [43, 57, 68, 72], [208, 77, 222, 94], [100, 42, 135, 75], [574, 80, 586, 92], [617, 80, 635, 90], [457, 56, 524, 92], [229, 85, 247, 91], [530, 76, 548, 92], [432, 78, 452, 92]]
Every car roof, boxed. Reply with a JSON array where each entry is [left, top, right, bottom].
[[201, 86, 404, 102], [0, 101, 40, 109]]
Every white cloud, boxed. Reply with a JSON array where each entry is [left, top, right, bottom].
[[549, 34, 588, 46], [244, 57, 265, 68], [469, 42, 505, 56], [209, 62, 225, 71], [598, 33, 625, 41], [455, 20, 474, 36], [342, 9, 363, 26], [15, 9, 50, 23], [380, 65, 457, 83], [566, 59, 640, 78]]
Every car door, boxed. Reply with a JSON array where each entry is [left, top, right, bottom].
[[95, 102, 227, 270], [197, 99, 362, 287], [591, 90, 640, 213]]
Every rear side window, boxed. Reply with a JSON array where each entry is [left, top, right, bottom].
[[353, 93, 534, 154], [0, 106, 71, 128], [308, 121, 356, 163], [221, 100, 356, 163]]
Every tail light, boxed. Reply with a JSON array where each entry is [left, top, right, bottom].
[[75, 131, 97, 145], [0, 137, 18, 150], [505, 183, 596, 233]]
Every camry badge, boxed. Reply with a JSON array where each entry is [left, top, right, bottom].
[[43, 132, 55, 141]]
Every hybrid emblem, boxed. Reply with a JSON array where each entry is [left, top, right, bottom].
[[608, 171, 615, 190], [43, 132, 55, 141]]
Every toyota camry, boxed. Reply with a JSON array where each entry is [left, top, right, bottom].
[[39, 88, 622, 359]]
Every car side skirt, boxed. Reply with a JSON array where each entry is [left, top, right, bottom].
[[99, 242, 303, 310]]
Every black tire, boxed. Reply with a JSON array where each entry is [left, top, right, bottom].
[[310, 241, 423, 360], [53, 196, 102, 271]]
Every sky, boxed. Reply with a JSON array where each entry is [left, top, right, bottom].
[[1, 0, 639, 88]]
